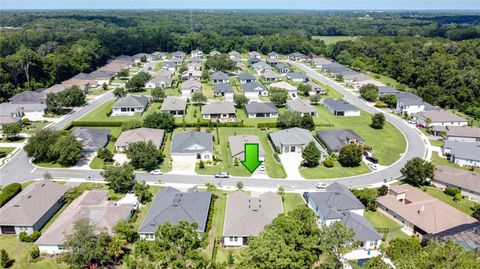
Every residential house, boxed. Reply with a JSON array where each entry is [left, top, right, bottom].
[[189, 56, 202, 64], [248, 57, 261, 64], [248, 51, 261, 59], [36, 190, 135, 254], [111, 95, 149, 116], [343, 72, 371, 87], [262, 70, 280, 82], [316, 129, 365, 152], [323, 98, 360, 116], [238, 73, 257, 84], [286, 99, 317, 117], [201, 101, 236, 122], [162, 61, 177, 72], [180, 80, 202, 96], [88, 70, 116, 86], [304, 183, 382, 250], [171, 131, 214, 161], [133, 53, 153, 63], [266, 58, 281, 66], [306, 81, 326, 95], [63, 73, 96, 89], [287, 52, 306, 61], [228, 51, 241, 59], [275, 63, 291, 74], [191, 49, 203, 58], [8, 91, 46, 120], [245, 101, 279, 118], [0, 180, 68, 235], [269, 127, 327, 157], [311, 57, 332, 69], [211, 71, 229, 84], [432, 166, 480, 201], [0, 103, 24, 126], [73, 128, 110, 152], [209, 50, 221, 57], [223, 191, 283, 246], [235, 62, 247, 71], [228, 135, 266, 161], [181, 69, 201, 81], [242, 82, 268, 98], [142, 62, 156, 73], [171, 57, 184, 65], [269, 81, 297, 98], [287, 72, 309, 83], [321, 62, 354, 76], [152, 51, 167, 60], [42, 84, 69, 95], [395, 92, 426, 115], [424, 222, 480, 253], [115, 128, 165, 153], [172, 51, 186, 59], [231, 56, 243, 63], [376, 184, 478, 237], [267, 52, 280, 59], [377, 86, 400, 98], [160, 97, 188, 117], [213, 83, 234, 99], [145, 71, 173, 89], [138, 187, 212, 240], [187, 62, 202, 71], [443, 141, 480, 167], [252, 61, 271, 72], [445, 126, 480, 143], [414, 110, 468, 128]]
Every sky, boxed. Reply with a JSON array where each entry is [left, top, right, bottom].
[[1, 0, 479, 10]]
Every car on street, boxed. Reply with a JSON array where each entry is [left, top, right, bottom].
[[316, 182, 329, 189], [215, 172, 230, 178], [150, 170, 163, 175]]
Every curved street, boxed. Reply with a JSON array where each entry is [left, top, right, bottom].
[[0, 64, 427, 190]]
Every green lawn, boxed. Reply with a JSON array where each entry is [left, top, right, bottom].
[[33, 161, 69, 168], [79, 99, 162, 123], [282, 193, 305, 212], [431, 152, 480, 173], [202, 84, 216, 99], [175, 105, 202, 125], [21, 121, 50, 134], [153, 62, 164, 72], [300, 160, 371, 179], [312, 36, 361, 45], [364, 210, 411, 244], [160, 132, 173, 173], [0, 147, 15, 157], [421, 186, 478, 215], [429, 139, 444, 147], [0, 235, 67, 269], [365, 71, 415, 92], [88, 87, 110, 96], [195, 128, 287, 178], [236, 107, 287, 126]]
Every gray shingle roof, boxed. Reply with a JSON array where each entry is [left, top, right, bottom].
[[446, 126, 480, 139], [73, 128, 110, 151], [316, 129, 364, 151], [238, 73, 256, 81], [269, 127, 325, 153], [262, 70, 280, 79], [189, 56, 202, 63], [213, 83, 233, 93], [172, 51, 186, 57], [171, 131, 213, 154], [242, 82, 266, 92], [201, 101, 235, 115], [306, 183, 364, 219], [160, 96, 187, 112], [286, 99, 316, 114], [322, 62, 356, 75], [211, 71, 229, 80], [0, 180, 68, 226], [138, 187, 212, 233], [377, 86, 399, 95], [223, 191, 283, 237], [340, 211, 382, 242], [275, 63, 290, 71], [112, 95, 149, 109], [89, 70, 116, 80], [180, 80, 201, 90], [323, 98, 359, 112], [444, 141, 480, 161], [115, 128, 165, 149], [416, 110, 467, 124], [245, 101, 278, 114], [252, 62, 271, 70], [268, 52, 279, 57], [228, 135, 266, 160], [9, 91, 46, 104], [434, 166, 480, 194], [287, 72, 309, 80]]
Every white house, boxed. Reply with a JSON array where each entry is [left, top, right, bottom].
[[111, 95, 149, 116], [323, 98, 360, 117], [191, 49, 203, 58], [414, 110, 468, 128], [443, 141, 480, 167], [171, 131, 214, 161]]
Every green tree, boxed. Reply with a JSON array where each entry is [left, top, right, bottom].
[[269, 88, 288, 107], [352, 188, 379, 211], [359, 84, 379, 101], [400, 158, 435, 185], [143, 112, 175, 132], [126, 72, 151, 92], [360, 255, 389, 269], [310, 94, 321, 104], [61, 85, 86, 107], [50, 134, 83, 166], [377, 185, 388, 196], [205, 54, 236, 72], [151, 87, 165, 102], [0, 249, 14, 268], [121, 120, 143, 131], [234, 94, 249, 108], [472, 204, 480, 221], [276, 110, 302, 129], [236, 181, 244, 190], [302, 141, 321, 167], [113, 87, 127, 99], [118, 69, 129, 77], [101, 164, 135, 193], [191, 92, 207, 105], [2, 123, 21, 140], [338, 144, 363, 167], [127, 141, 163, 171], [381, 94, 397, 108], [133, 180, 153, 204], [113, 220, 138, 243], [97, 148, 113, 162], [371, 112, 385, 129], [319, 221, 356, 268], [297, 83, 311, 97], [24, 128, 60, 162], [299, 114, 315, 130]]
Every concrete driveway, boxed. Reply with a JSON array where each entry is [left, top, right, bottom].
[[279, 152, 303, 179], [171, 155, 197, 175]]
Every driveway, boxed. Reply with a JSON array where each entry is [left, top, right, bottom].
[[171, 155, 197, 175], [278, 152, 303, 179]]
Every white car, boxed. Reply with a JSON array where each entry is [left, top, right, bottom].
[[316, 183, 329, 189], [367, 162, 378, 170], [150, 170, 163, 175], [259, 165, 265, 171]]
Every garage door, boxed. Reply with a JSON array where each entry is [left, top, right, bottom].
[[1, 226, 16, 234]]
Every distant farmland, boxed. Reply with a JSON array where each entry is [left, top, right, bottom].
[[312, 36, 361, 44]]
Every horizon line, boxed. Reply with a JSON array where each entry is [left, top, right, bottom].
[[1, 8, 480, 12]]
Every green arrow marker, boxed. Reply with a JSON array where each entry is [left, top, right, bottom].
[[241, 143, 263, 173]]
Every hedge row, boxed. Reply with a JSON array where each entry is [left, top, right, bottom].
[[257, 122, 277, 128], [0, 183, 22, 207], [70, 121, 124, 127]]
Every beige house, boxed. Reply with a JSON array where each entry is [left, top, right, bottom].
[[432, 166, 480, 201], [115, 128, 165, 153], [228, 135, 266, 162]]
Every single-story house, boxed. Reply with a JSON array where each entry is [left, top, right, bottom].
[[8, 91, 47, 119], [445, 126, 480, 143], [133, 53, 153, 63], [181, 80, 202, 96], [202, 101, 236, 122], [42, 84, 69, 95], [235, 62, 247, 71], [287, 72, 309, 83], [145, 73, 172, 89], [262, 70, 280, 82], [115, 128, 165, 153], [343, 72, 371, 86], [443, 141, 480, 167], [242, 82, 268, 98], [267, 52, 280, 59], [231, 56, 243, 63], [88, 70, 116, 86], [36, 190, 135, 254], [0, 103, 25, 126], [275, 63, 291, 74], [311, 57, 332, 69], [376, 184, 478, 237], [223, 191, 283, 246], [191, 49, 203, 58], [171, 131, 214, 161], [245, 101, 279, 118], [269, 81, 297, 98], [181, 70, 202, 81], [414, 110, 468, 128], [187, 62, 202, 71], [248, 51, 262, 59], [152, 51, 167, 60], [238, 73, 257, 84], [138, 187, 212, 240], [323, 98, 360, 116], [269, 127, 327, 157], [189, 56, 202, 64], [287, 52, 306, 61], [162, 61, 177, 72], [266, 58, 281, 66], [316, 129, 365, 152], [306, 81, 326, 95], [160, 96, 188, 117], [252, 61, 272, 72], [377, 86, 400, 97], [172, 51, 186, 59], [73, 128, 110, 152], [142, 62, 156, 73], [228, 135, 266, 161], [211, 71, 229, 84], [304, 183, 382, 250], [248, 57, 261, 64], [62, 73, 96, 88], [111, 95, 149, 116], [286, 99, 317, 117], [229, 51, 241, 59], [0, 180, 68, 235], [432, 166, 480, 201], [213, 83, 234, 98], [171, 57, 184, 65]]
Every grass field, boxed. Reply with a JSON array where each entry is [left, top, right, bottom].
[[312, 36, 361, 45], [364, 210, 411, 245], [79, 99, 162, 123], [421, 186, 478, 215], [300, 160, 371, 180], [195, 127, 287, 178], [282, 193, 305, 212]]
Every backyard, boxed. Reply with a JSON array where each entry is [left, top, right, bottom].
[[364, 210, 411, 245], [431, 152, 480, 173], [420, 186, 478, 215]]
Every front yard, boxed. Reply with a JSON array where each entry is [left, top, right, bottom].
[[21, 121, 50, 134], [431, 151, 480, 173], [79, 99, 162, 123], [300, 160, 371, 180]]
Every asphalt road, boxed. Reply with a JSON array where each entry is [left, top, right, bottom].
[[0, 65, 426, 190]]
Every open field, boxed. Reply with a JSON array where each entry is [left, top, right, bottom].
[[312, 36, 361, 45]]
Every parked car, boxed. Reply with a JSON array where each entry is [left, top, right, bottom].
[[366, 156, 378, 164], [215, 172, 230, 178], [259, 165, 265, 171], [316, 183, 329, 189], [150, 170, 163, 175], [363, 151, 372, 157], [367, 162, 378, 170]]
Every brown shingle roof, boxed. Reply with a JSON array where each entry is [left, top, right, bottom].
[[434, 166, 480, 194]]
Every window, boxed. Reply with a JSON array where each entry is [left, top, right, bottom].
[[234, 237, 238, 242]]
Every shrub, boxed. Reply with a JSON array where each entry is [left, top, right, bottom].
[[0, 249, 14, 268], [454, 193, 463, 201], [257, 122, 277, 129], [323, 158, 334, 168], [0, 183, 22, 207], [199, 160, 205, 169], [19, 231, 41, 242], [71, 121, 123, 127], [29, 246, 40, 261], [444, 187, 461, 197], [375, 101, 388, 108]]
